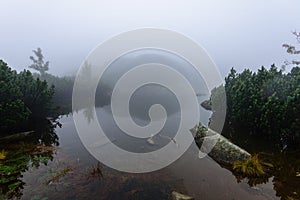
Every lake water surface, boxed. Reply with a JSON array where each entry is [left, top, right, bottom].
[[0, 106, 284, 200]]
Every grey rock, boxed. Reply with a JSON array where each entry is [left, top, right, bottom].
[[200, 99, 212, 110], [172, 191, 194, 200]]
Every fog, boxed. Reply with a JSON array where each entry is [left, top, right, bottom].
[[1, 0, 300, 77]]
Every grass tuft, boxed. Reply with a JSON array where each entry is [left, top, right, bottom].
[[233, 154, 272, 177], [0, 150, 8, 160]]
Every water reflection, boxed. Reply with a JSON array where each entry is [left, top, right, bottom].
[[0, 119, 60, 199], [1, 113, 299, 199], [208, 97, 300, 200], [232, 152, 300, 200]]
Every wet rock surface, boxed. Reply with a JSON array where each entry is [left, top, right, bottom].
[[200, 99, 212, 111], [172, 191, 194, 200]]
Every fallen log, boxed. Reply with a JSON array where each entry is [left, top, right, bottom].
[[191, 124, 250, 165], [0, 131, 35, 143]]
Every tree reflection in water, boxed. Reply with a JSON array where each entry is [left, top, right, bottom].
[[228, 151, 300, 200], [0, 119, 60, 199]]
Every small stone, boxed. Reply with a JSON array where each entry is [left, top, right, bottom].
[[147, 137, 155, 145], [251, 186, 260, 191], [172, 191, 194, 200]]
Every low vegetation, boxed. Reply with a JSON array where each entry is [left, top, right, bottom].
[[208, 65, 300, 151], [233, 154, 269, 177], [0, 150, 7, 160], [0, 60, 54, 135]]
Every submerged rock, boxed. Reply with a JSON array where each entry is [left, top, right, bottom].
[[200, 99, 212, 111], [172, 191, 194, 200], [147, 137, 155, 145], [191, 124, 251, 165]]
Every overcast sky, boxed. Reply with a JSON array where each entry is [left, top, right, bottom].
[[1, 0, 300, 77]]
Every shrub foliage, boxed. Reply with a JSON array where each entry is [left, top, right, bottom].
[[211, 65, 300, 150], [0, 60, 54, 135]]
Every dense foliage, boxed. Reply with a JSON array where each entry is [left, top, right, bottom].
[[32, 61, 112, 113], [26, 47, 74, 113], [211, 65, 300, 150], [0, 60, 54, 135], [33, 73, 74, 112]]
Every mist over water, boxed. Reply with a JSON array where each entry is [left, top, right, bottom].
[[95, 49, 210, 153], [1, 1, 300, 199]]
